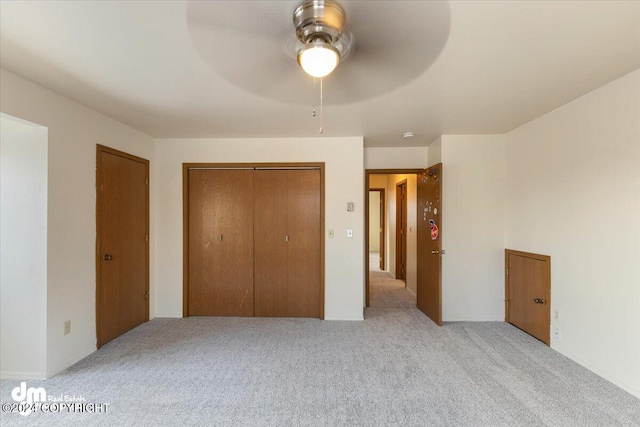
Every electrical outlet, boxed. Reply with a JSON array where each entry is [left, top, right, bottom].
[[64, 321, 71, 336], [554, 310, 560, 321], [554, 328, 561, 340]]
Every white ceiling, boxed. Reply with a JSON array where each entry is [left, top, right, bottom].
[[1, 1, 638, 147]]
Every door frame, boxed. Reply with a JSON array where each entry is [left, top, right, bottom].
[[365, 169, 423, 307], [369, 188, 386, 270], [96, 144, 150, 349], [395, 180, 408, 280], [505, 249, 551, 345], [182, 162, 326, 319]]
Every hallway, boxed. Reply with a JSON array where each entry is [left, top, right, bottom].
[[369, 252, 416, 308]]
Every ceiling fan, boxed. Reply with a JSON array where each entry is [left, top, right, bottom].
[[187, 1, 451, 106], [292, 0, 352, 78]]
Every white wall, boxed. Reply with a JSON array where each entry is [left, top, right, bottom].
[[0, 69, 155, 378], [154, 137, 365, 321], [441, 135, 506, 321], [364, 147, 428, 169], [386, 174, 418, 296], [369, 191, 381, 252], [0, 115, 48, 379], [505, 69, 640, 398], [427, 137, 442, 167]]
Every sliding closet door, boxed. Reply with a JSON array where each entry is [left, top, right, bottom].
[[254, 170, 288, 316], [188, 170, 254, 316], [287, 170, 321, 317]]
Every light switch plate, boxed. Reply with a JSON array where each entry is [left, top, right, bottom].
[[347, 229, 353, 238], [329, 229, 334, 238], [347, 202, 354, 212]]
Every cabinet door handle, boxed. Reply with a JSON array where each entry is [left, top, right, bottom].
[[285, 235, 289, 242], [104, 254, 112, 261]]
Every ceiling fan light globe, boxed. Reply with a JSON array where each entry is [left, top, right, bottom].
[[297, 43, 340, 78]]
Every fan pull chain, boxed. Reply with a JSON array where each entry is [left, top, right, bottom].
[[312, 78, 316, 117], [319, 77, 324, 134]]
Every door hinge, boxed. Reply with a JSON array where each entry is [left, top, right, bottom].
[[145, 177, 149, 185], [145, 234, 149, 242], [506, 268, 509, 276]]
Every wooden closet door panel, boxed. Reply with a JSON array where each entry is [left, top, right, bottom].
[[286, 169, 321, 318], [254, 170, 288, 317], [188, 170, 254, 316]]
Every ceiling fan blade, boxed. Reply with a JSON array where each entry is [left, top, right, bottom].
[[186, 0, 451, 105], [187, 1, 297, 40]]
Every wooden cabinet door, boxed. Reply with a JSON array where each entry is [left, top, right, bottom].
[[254, 170, 288, 317], [188, 170, 254, 316], [286, 170, 321, 317], [505, 250, 551, 345]]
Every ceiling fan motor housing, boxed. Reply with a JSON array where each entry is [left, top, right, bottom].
[[294, 0, 345, 44]]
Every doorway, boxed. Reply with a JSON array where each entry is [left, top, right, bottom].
[[365, 166, 444, 326], [96, 145, 149, 348], [365, 170, 421, 309]]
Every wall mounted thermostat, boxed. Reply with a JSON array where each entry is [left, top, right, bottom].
[[347, 202, 354, 212]]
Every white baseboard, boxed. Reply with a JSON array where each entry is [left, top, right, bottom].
[[0, 371, 47, 381], [152, 314, 184, 318], [46, 346, 96, 379], [406, 287, 417, 298], [553, 347, 640, 399], [324, 316, 364, 321]]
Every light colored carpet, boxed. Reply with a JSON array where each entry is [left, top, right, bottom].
[[369, 271, 416, 308], [2, 312, 638, 426]]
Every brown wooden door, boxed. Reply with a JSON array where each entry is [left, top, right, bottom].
[[505, 250, 551, 345], [396, 181, 407, 280], [254, 169, 321, 318], [417, 163, 442, 325], [188, 170, 254, 316], [97, 146, 149, 347]]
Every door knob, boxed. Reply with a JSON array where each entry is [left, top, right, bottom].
[[104, 254, 112, 261], [143, 291, 149, 300], [431, 250, 439, 255], [534, 298, 545, 304]]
